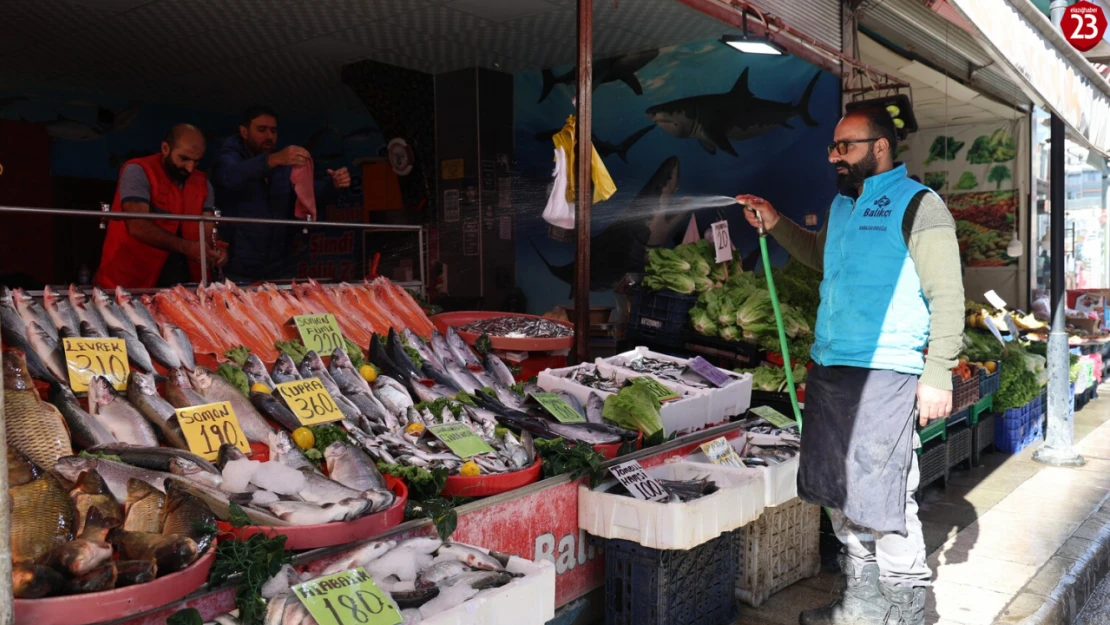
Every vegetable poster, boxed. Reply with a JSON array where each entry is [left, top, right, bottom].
[[901, 120, 1023, 267]]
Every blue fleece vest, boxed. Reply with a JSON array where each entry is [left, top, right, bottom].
[[811, 164, 934, 375]]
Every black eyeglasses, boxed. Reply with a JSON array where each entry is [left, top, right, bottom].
[[827, 138, 880, 156]]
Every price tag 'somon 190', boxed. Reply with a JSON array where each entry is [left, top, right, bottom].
[[176, 401, 252, 462]]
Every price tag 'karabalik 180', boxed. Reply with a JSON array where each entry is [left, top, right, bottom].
[[63, 337, 128, 393], [276, 378, 345, 426], [176, 401, 252, 462], [292, 567, 402, 625]]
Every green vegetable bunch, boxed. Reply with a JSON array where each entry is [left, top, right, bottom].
[[216, 363, 249, 397], [209, 503, 291, 625], [642, 241, 740, 295], [995, 346, 1039, 410], [303, 424, 350, 465], [225, 345, 251, 366], [925, 136, 965, 165], [534, 437, 607, 487], [602, 381, 665, 444], [274, 339, 309, 363], [738, 364, 808, 392], [967, 129, 1016, 165], [377, 463, 456, 540]]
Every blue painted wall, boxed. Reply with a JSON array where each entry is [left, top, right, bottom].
[[512, 39, 842, 316]]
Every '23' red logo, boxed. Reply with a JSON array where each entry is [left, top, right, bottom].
[[1064, 1, 1108, 53]]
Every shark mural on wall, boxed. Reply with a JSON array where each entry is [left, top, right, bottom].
[[538, 49, 661, 103], [645, 67, 821, 156]]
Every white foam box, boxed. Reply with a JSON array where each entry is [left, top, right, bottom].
[[685, 433, 800, 507], [578, 460, 765, 550], [600, 347, 753, 427], [538, 363, 709, 434], [421, 547, 556, 625]]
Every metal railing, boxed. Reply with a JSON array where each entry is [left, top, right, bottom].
[[0, 205, 426, 291]]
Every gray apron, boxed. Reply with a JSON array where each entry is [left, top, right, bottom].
[[797, 364, 917, 534]]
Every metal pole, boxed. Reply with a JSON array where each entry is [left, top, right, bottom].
[[0, 315, 11, 625], [574, 0, 593, 364], [1034, 113, 1086, 467], [199, 215, 208, 286], [0, 205, 423, 231]]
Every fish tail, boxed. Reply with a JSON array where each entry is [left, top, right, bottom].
[[796, 72, 821, 127], [539, 69, 559, 103]]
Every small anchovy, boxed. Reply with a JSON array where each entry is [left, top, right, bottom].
[[459, 316, 572, 339]]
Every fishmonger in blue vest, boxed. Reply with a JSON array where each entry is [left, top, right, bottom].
[[738, 106, 964, 625]]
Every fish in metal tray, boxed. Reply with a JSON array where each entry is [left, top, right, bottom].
[[458, 316, 573, 339]]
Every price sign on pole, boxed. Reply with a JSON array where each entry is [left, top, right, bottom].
[[609, 460, 669, 502], [750, 405, 798, 429], [177, 401, 252, 461], [530, 392, 585, 423], [1063, 1, 1108, 52], [712, 220, 733, 263], [276, 378, 345, 426], [292, 567, 402, 625], [1003, 313, 1021, 339], [295, 314, 346, 354], [63, 338, 129, 392]]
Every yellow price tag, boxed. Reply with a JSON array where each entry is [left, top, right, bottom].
[[295, 314, 346, 354], [62, 337, 128, 393], [176, 401, 252, 462], [275, 378, 345, 426], [293, 567, 402, 625]]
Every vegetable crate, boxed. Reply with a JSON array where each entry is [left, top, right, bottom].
[[627, 289, 699, 349], [979, 361, 1001, 398], [994, 403, 1043, 454], [947, 406, 970, 428], [735, 497, 821, 607], [593, 530, 741, 625], [970, 395, 995, 467], [946, 421, 973, 471], [915, 438, 948, 500], [952, 364, 981, 413]]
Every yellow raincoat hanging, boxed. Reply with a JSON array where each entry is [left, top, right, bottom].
[[542, 115, 616, 229]]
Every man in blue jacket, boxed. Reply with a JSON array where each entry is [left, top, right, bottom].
[[210, 106, 351, 282]]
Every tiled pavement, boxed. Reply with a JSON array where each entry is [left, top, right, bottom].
[[736, 386, 1110, 625]]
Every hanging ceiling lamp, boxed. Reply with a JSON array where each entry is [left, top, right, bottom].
[[721, 11, 786, 56]]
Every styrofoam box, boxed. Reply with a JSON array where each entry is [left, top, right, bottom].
[[538, 363, 709, 434], [579, 460, 766, 550], [686, 434, 799, 507], [421, 547, 556, 625], [600, 347, 753, 427]]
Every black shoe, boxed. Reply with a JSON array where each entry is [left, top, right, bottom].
[[799, 555, 890, 625], [880, 584, 926, 625]]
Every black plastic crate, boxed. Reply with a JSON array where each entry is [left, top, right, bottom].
[[627, 289, 699, 348], [915, 438, 948, 501], [946, 422, 972, 470], [952, 366, 981, 413], [972, 412, 995, 467], [682, 330, 764, 368], [947, 406, 970, 428], [592, 531, 740, 625]]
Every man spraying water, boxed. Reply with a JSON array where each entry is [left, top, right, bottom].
[[737, 106, 964, 625]]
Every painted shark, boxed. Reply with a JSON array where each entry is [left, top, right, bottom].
[[644, 68, 822, 156], [538, 49, 661, 103], [533, 125, 655, 163]]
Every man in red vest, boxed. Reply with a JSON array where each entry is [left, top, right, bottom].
[[95, 124, 227, 289]]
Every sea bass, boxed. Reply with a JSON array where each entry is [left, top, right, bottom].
[[187, 366, 275, 443], [49, 383, 117, 449], [88, 375, 159, 446], [127, 371, 189, 448]]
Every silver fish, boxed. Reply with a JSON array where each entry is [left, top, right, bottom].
[[92, 287, 136, 336], [250, 392, 302, 433], [67, 286, 109, 338], [243, 354, 275, 391], [1, 290, 59, 383], [483, 353, 516, 387], [13, 288, 57, 342], [403, 329, 443, 370], [49, 384, 117, 448], [459, 315, 572, 338], [501, 431, 531, 469], [329, 348, 372, 395], [554, 391, 586, 418], [267, 498, 370, 524], [435, 542, 506, 571], [187, 366, 275, 444], [440, 355, 481, 394], [320, 540, 397, 576], [416, 560, 473, 588], [429, 332, 455, 364], [107, 325, 155, 373], [127, 371, 189, 448], [43, 285, 80, 336], [167, 477, 291, 527], [325, 441, 388, 491], [161, 323, 196, 371], [166, 367, 207, 408], [137, 325, 180, 369], [55, 456, 171, 502], [298, 352, 363, 421], [269, 430, 315, 471], [445, 327, 483, 368], [271, 354, 302, 384], [88, 376, 160, 446], [26, 321, 68, 382], [586, 392, 605, 424], [544, 421, 622, 445], [170, 458, 225, 490], [115, 286, 158, 330]]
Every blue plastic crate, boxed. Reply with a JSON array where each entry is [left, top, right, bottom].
[[593, 531, 740, 625], [995, 404, 1029, 431], [627, 289, 699, 348], [979, 362, 1001, 397], [994, 406, 1044, 454]]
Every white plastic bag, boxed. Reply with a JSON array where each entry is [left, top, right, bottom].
[[542, 147, 575, 230]]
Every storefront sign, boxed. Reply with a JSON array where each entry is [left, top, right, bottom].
[[177, 401, 251, 461], [699, 437, 744, 468], [276, 378, 345, 426], [750, 405, 798, 429], [62, 337, 128, 392], [292, 567, 402, 625], [609, 460, 669, 502], [712, 220, 733, 263], [295, 314, 346, 353], [530, 392, 586, 423], [427, 423, 495, 459], [688, 356, 731, 387]]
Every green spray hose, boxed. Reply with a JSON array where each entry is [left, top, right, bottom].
[[747, 205, 804, 432]]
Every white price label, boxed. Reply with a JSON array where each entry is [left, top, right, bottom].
[[609, 460, 669, 502], [700, 437, 745, 468], [712, 221, 733, 263], [1004, 313, 1021, 338], [984, 290, 1008, 310], [983, 316, 1005, 345]]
